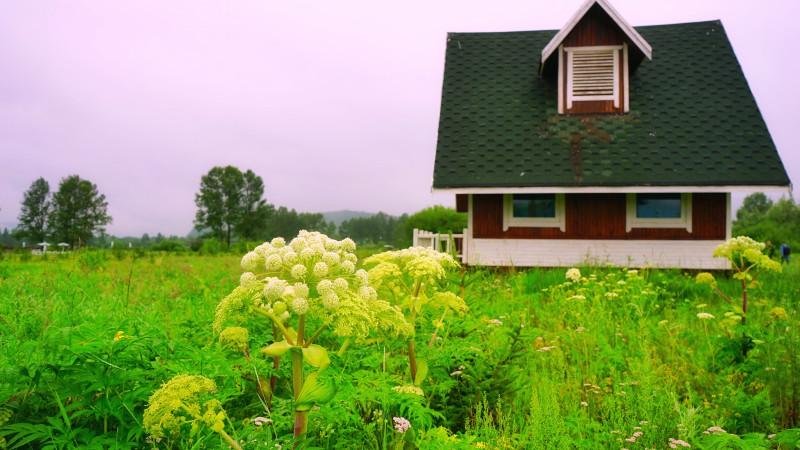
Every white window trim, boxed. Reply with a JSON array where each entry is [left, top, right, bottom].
[[565, 45, 621, 109], [626, 193, 692, 233], [503, 194, 566, 232]]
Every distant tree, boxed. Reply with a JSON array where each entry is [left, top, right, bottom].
[[396, 206, 467, 247], [236, 171, 274, 240], [0, 228, 19, 249], [194, 166, 271, 247], [263, 207, 334, 240], [735, 192, 773, 228], [339, 212, 401, 244], [16, 177, 51, 243], [48, 175, 112, 247], [141, 233, 152, 247], [733, 195, 800, 254]]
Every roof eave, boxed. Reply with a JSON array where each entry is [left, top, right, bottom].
[[432, 185, 791, 194]]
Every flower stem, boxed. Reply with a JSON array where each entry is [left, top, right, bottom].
[[408, 339, 417, 382], [218, 429, 243, 450], [292, 316, 308, 442]]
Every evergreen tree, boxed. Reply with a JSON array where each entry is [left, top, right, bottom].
[[48, 175, 112, 247], [16, 177, 51, 243]]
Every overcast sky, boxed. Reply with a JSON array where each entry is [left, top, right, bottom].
[[1, 0, 797, 236]]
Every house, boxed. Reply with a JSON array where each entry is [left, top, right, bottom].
[[431, 0, 791, 269]]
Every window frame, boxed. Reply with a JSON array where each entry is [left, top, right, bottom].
[[625, 193, 692, 232], [503, 193, 566, 231]]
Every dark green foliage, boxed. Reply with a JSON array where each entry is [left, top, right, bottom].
[[733, 194, 800, 253], [15, 177, 51, 243], [194, 166, 272, 248], [263, 207, 334, 241], [396, 206, 466, 247], [339, 212, 404, 245], [48, 175, 112, 248]]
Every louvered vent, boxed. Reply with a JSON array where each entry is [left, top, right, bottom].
[[564, 46, 620, 109], [572, 50, 614, 96]]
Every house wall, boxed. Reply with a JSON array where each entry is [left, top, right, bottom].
[[472, 193, 727, 240], [465, 238, 730, 269], [562, 3, 627, 114]]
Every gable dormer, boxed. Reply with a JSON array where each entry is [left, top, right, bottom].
[[540, 0, 652, 115]]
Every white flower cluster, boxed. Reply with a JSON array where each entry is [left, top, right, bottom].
[[212, 231, 410, 340], [565, 268, 582, 283], [365, 246, 460, 288], [236, 231, 371, 318]]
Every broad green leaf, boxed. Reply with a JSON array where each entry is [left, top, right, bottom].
[[302, 344, 330, 368], [295, 371, 336, 411], [414, 359, 429, 386], [261, 340, 292, 357]]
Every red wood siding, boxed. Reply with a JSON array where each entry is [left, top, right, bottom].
[[456, 194, 468, 213], [472, 193, 726, 240], [562, 3, 627, 115]]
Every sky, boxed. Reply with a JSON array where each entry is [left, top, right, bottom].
[[0, 0, 797, 237]]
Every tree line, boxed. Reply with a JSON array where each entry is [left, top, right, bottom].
[[733, 192, 800, 255], [7, 166, 466, 250]]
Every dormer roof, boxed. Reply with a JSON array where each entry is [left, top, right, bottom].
[[540, 0, 652, 66]]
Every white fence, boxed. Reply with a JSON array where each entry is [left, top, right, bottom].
[[412, 228, 468, 263]]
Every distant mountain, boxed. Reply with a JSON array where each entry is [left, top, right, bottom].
[[322, 210, 375, 226]]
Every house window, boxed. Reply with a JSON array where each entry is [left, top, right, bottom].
[[503, 194, 565, 231], [564, 45, 621, 109], [626, 193, 692, 232]]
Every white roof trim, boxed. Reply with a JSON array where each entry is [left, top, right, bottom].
[[433, 185, 791, 194], [540, 0, 653, 65]]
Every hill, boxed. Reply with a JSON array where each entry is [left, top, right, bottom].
[[321, 210, 375, 226]]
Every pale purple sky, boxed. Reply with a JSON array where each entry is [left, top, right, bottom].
[[1, 0, 797, 236]]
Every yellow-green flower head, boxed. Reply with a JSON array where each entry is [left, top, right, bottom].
[[344, 253, 358, 264], [697, 312, 715, 320], [322, 291, 340, 310], [407, 257, 446, 280], [272, 301, 287, 315], [769, 306, 788, 321], [695, 272, 716, 285], [317, 279, 333, 294], [355, 269, 369, 286], [359, 286, 378, 301], [333, 277, 349, 291], [300, 247, 316, 261], [265, 254, 282, 272], [219, 326, 249, 353], [143, 374, 224, 440], [293, 282, 309, 298], [263, 278, 289, 302], [566, 268, 581, 282], [313, 261, 329, 278], [323, 251, 341, 266], [291, 264, 308, 280], [254, 242, 272, 255], [289, 237, 306, 253], [713, 236, 781, 272], [241, 251, 263, 272], [282, 249, 299, 266], [291, 297, 309, 315], [324, 238, 341, 251], [270, 237, 286, 248], [341, 238, 356, 252], [240, 272, 258, 287], [341, 260, 356, 274]]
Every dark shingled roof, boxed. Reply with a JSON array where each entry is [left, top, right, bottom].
[[432, 20, 791, 189]]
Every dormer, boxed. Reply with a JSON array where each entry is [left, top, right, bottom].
[[540, 0, 652, 114]]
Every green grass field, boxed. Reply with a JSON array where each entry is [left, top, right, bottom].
[[0, 249, 798, 449]]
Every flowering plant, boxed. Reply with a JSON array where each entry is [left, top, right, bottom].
[[697, 236, 781, 324], [143, 375, 240, 449], [213, 231, 410, 440], [364, 247, 466, 385]]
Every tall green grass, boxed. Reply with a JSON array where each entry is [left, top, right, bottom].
[[0, 251, 797, 448]]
